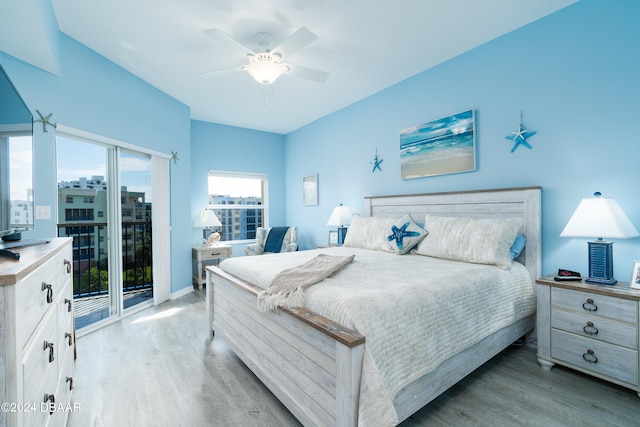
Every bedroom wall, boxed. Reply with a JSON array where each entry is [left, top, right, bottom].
[[284, 0, 640, 281], [0, 33, 193, 294], [190, 120, 286, 257]]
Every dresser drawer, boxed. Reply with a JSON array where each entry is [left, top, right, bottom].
[[22, 307, 58, 407], [551, 329, 638, 385], [552, 308, 637, 349], [552, 287, 638, 324], [16, 259, 56, 350], [57, 281, 75, 374]]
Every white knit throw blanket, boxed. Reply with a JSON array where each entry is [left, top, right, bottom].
[[257, 254, 355, 312]]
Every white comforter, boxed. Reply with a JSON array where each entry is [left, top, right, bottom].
[[219, 247, 536, 426]]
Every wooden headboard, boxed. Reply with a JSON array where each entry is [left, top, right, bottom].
[[364, 187, 542, 283]]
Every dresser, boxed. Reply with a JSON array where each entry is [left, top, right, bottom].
[[536, 275, 640, 396], [0, 238, 75, 427], [192, 244, 232, 290]]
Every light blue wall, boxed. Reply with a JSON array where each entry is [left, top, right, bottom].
[[285, 0, 640, 281], [1, 33, 193, 293], [190, 120, 286, 256]]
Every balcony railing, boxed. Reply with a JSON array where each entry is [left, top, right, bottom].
[[57, 220, 153, 299]]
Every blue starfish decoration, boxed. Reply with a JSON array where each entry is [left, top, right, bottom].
[[387, 222, 420, 251], [369, 147, 383, 173], [171, 151, 179, 164], [505, 111, 536, 153]]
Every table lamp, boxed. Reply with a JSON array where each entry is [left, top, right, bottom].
[[193, 209, 222, 244], [326, 204, 353, 246], [560, 192, 639, 285]]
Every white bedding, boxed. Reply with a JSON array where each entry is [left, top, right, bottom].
[[219, 247, 536, 426]]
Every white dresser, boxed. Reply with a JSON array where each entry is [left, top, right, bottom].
[[0, 238, 75, 427], [536, 275, 640, 396]]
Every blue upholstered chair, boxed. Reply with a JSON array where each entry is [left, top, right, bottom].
[[244, 226, 298, 256]]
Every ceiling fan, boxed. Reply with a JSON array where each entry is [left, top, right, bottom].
[[200, 26, 329, 86]]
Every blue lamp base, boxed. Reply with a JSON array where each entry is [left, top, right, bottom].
[[584, 240, 616, 285], [337, 227, 348, 246]]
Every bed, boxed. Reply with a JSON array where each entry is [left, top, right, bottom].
[[206, 186, 541, 426]]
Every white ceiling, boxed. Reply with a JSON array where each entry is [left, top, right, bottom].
[[3, 0, 579, 134]]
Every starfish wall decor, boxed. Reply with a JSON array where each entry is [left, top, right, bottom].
[[171, 151, 179, 164], [34, 110, 57, 132], [505, 111, 536, 153], [369, 147, 383, 173]]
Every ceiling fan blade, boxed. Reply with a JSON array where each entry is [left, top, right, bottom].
[[203, 28, 255, 57], [271, 27, 317, 58], [286, 64, 329, 83], [199, 65, 244, 79]]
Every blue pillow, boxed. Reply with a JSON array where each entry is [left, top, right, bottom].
[[510, 234, 526, 261], [387, 214, 428, 255]]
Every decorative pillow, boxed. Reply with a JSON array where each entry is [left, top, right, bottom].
[[510, 234, 526, 261], [386, 214, 428, 254], [415, 215, 524, 269], [343, 215, 396, 252]]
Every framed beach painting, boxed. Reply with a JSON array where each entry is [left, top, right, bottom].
[[400, 110, 476, 179]]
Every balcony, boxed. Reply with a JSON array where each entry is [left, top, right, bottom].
[[58, 221, 153, 329]]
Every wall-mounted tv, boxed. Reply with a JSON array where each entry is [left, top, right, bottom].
[[0, 64, 34, 244]]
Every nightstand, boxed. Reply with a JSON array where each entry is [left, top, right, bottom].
[[536, 275, 640, 396], [192, 244, 232, 290]]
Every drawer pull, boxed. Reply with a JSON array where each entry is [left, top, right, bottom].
[[64, 259, 71, 274], [582, 298, 598, 312], [42, 282, 53, 304], [43, 341, 55, 363], [66, 376, 74, 390], [65, 332, 73, 346], [583, 321, 599, 336], [582, 349, 598, 364], [44, 393, 55, 415], [65, 298, 72, 312]]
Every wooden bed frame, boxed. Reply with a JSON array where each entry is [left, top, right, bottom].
[[206, 186, 541, 426]]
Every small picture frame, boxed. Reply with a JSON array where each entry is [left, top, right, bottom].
[[631, 260, 640, 289], [303, 173, 318, 206], [328, 230, 338, 246]]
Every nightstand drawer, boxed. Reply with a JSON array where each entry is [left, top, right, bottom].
[[552, 287, 638, 324], [552, 309, 637, 348], [201, 247, 230, 259], [551, 329, 638, 385]]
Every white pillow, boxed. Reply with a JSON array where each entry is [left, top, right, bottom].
[[343, 215, 396, 252], [415, 215, 524, 269], [387, 214, 428, 254]]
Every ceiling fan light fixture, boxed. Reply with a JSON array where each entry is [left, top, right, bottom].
[[244, 53, 289, 85]]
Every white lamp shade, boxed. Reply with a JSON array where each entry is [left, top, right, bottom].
[[560, 195, 639, 239], [193, 209, 221, 228], [244, 53, 288, 85], [326, 204, 353, 227]]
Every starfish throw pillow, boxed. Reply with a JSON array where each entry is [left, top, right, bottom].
[[387, 214, 428, 254]]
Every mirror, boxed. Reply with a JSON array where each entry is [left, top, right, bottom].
[[0, 64, 34, 242]]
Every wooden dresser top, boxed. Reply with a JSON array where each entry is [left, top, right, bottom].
[[0, 238, 71, 286]]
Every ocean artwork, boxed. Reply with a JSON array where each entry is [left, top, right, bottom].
[[400, 110, 476, 179]]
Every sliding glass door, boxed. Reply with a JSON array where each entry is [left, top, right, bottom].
[[57, 137, 156, 329]]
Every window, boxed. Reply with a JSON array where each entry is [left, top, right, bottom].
[[208, 171, 267, 241]]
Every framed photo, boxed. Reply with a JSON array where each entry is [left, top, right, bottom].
[[631, 260, 640, 289], [400, 109, 476, 179], [328, 230, 338, 246], [303, 173, 318, 206]]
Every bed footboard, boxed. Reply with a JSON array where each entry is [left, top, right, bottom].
[[206, 266, 365, 426]]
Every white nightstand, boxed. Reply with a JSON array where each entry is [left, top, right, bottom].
[[192, 244, 232, 290], [536, 275, 640, 396]]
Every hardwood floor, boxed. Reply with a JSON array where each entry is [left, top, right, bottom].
[[67, 290, 640, 427]]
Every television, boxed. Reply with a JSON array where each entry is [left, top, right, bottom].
[[0, 64, 34, 245]]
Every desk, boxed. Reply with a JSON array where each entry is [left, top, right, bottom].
[[192, 244, 232, 290]]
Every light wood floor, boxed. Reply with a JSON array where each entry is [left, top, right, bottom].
[[67, 290, 640, 427]]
